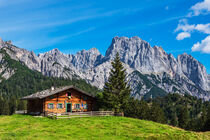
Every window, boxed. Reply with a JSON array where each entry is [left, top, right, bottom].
[[57, 103, 63, 109], [67, 92, 71, 99], [48, 103, 54, 109], [84, 104, 88, 109], [67, 92, 71, 97], [75, 104, 80, 109]]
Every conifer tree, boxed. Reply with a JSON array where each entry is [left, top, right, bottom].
[[138, 100, 150, 120], [150, 102, 166, 123], [9, 97, 17, 115], [0, 96, 4, 115], [204, 105, 210, 131], [102, 52, 131, 113], [198, 108, 207, 131], [2, 101, 10, 115], [178, 106, 189, 129], [171, 112, 178, 126]]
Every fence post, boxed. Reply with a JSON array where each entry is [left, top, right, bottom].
[[122, 112, 124, 117], [91, 111, 92, 116]]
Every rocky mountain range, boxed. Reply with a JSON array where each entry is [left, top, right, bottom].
[[0, 36, 210, 100]]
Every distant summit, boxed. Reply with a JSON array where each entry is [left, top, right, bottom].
[[0, 36, 209, 100]]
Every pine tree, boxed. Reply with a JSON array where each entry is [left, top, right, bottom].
[[9, 97, 17, 115], [0, 96, 4, 115], [178, 106, 189, 129], [2, 101, 10, 115], [138, 100, 150, 120], [102, 52, 131, 113], [17, 100, 27, 111], [204, 105, 210, 131], [171, 112, 178, 126], [150, 102, 166, 123], [198, 108, 207, 131]]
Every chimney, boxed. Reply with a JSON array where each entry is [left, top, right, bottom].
[[51, 86, 55, 91]]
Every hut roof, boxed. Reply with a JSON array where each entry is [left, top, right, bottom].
[[21, 85, 95, 100]]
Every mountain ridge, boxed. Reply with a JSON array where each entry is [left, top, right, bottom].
[[0, 36, 209, 100]]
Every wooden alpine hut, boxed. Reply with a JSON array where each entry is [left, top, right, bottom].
[[21, 86, 96, 115]]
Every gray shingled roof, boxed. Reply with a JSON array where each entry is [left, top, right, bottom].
[[21, 85, 95, 100]]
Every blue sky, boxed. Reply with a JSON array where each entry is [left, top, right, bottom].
[[0, 0, 210, 73]]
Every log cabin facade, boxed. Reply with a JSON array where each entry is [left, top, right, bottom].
[[21, 86, 96, 115]]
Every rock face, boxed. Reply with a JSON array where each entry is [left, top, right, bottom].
[[177, 53, 210, 91], [105, 37, 184, 76], [0, 36, 210, 100]]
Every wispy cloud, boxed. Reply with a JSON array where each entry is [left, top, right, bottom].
[[0, 8, 140, 34], [166, 49, 191, 53], [148, 16, 184, 26], [13, 27, 96, 50], [0, 0, 30, 7], [44, 27, 96, 46]]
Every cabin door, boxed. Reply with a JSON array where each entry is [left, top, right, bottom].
[[66, 103, 72, 112]]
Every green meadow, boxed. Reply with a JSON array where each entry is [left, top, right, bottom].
[[0, 115, 209, 140]]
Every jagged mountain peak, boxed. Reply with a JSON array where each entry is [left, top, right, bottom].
[[0, 38, 14, 49], [177, 52, 209, 91], [48, 48, 62, 54], [0, 36, 209, 100], [71, 47, 103, 70], [105, 36, 151, 60], [38, 48, 64, 59], [178, 53, 193, 59], [178, 53, 203, 68], [113, 36, 143, 41], [77, 48, 101, 56]]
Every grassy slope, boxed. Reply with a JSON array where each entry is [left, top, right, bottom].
[[0, 115, 209, 140]]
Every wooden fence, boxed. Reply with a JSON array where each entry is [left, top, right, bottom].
[[15, 110, 27, 114], [45, 111, 124, 119]]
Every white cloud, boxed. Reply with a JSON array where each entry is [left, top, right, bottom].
[[175, 19, 195, 32], [195, 23, 210, 34], [174, 0, 210, 53], [176, 32, 191, 40], [175, 19, 210, 34], [192, 35, 210, 53], [189, 0, 210, 16], [175, 19, 210, 40]]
